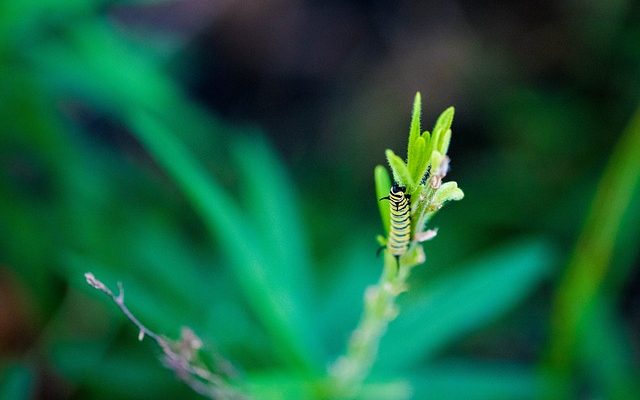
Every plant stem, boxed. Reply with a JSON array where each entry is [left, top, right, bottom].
[[328, 248, 422, 398]]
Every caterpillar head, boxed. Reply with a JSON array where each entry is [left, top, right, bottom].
[[391, 182, 407, 194]]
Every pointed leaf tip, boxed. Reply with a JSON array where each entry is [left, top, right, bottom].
[[434, 181, 464, 204], [439, 129, 452, 155], [407, 92, 423, 165], [431, 106, 455, 153], [386, 149, 415, 189]]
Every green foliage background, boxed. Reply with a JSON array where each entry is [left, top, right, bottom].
[[1, 1, 640, 399]]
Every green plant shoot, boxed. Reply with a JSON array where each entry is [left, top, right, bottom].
[[328, 92, 464, 398]]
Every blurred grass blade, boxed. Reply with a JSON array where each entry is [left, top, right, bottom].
[[408, 361, 559, 400], [245, 372, 323, 400], [53, 345, 193, 399], [29, 22, 225, 152], [125, 111, 319, 371], [0, 70, 80, 309], [546, 104, 640, 375], [357, 380, 413, 400], [0, 0, 95, 42], [376, 240, 556, 372], [30, 22, 177, 114], [578, 296, 640, 399], [231, 135, 312, 292], [0, 364, 33, 400], [231, 134, 323, 361], [246, 372, 411, 400]]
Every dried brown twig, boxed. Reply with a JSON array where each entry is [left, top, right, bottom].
[[84, 272, 247, 400]]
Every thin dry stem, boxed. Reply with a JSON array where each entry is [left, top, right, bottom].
[[84, 272, 247, 400]]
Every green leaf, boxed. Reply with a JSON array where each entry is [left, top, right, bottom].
[[578, 297, 640, 398], [30, 23, 177, 115], [232, 134, 313, 293], [409, 136, 426, 184], [0, 0, 97, 42], [375, 240, 556, 372], [433, 181, 465, 204], [231, 135, 323, 362], [246, 373, 411, 400], [49, 334, 114, 383], [126, 112, 320, 372], [375, 165, 392, 234], [431, 107, 454, 155], [386, 149, 415, 190], [419, 130, 434, 182], [0, 364, 33, 400], [29, 22, 225, 155], [407, 92, 422, 167], [439, 129, 452, 155], [358, 380, 413, 400], [55, 344, 192, 399], [245, 371, 323, 400], [547, 104, 640, 373], [429, 150, 444, 175], [408, 361, 559, 400], [421, 131, 432, 159]]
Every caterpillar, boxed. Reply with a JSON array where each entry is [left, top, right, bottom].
[[380, 183, 411, 266]]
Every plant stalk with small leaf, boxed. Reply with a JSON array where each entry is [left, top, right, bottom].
[[328, 93, 464, 398], [84, 273, 247, 400]]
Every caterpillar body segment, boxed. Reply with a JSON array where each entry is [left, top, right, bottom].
[[380, 183, 411, 267]]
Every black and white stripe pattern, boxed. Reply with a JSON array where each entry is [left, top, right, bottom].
[[386, 183, 411, 263]]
